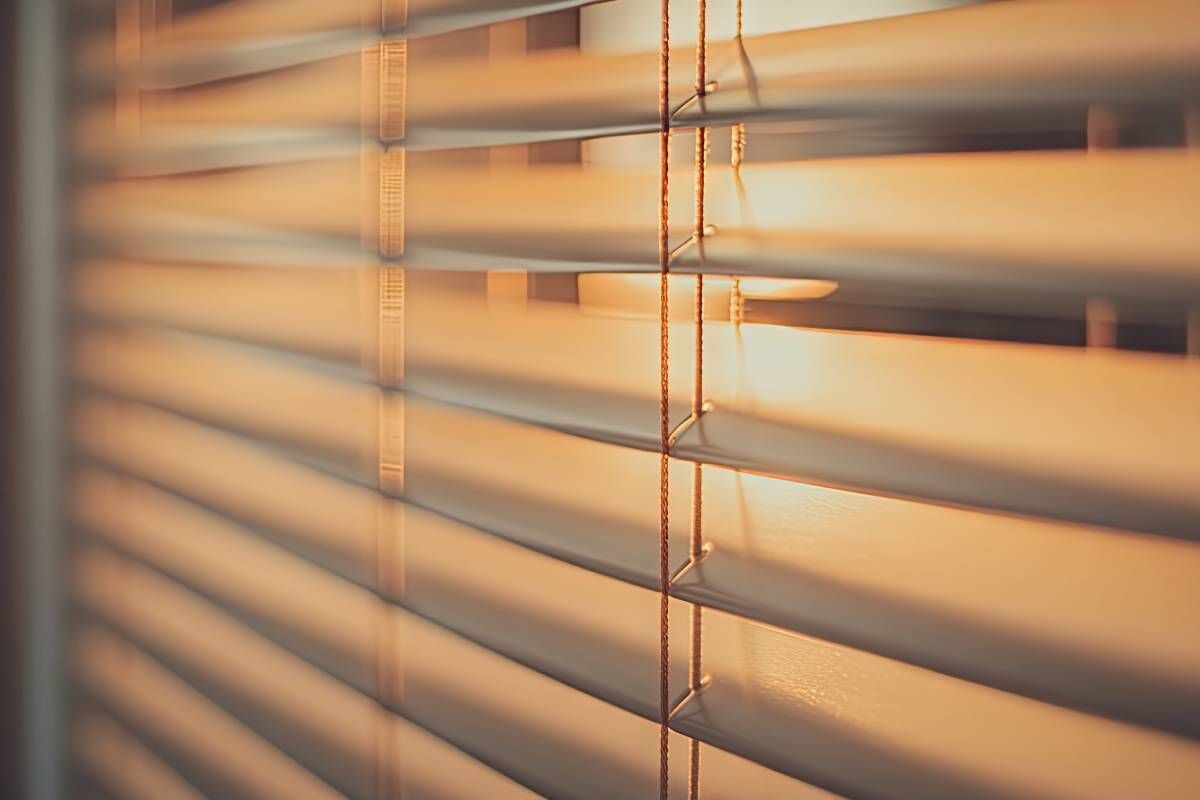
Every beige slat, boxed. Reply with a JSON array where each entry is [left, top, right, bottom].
[[77, 150, 1200, 305], [107, 1, 1200, 146], [74, 626, 343, 800], [73, 470, 1200, 800]]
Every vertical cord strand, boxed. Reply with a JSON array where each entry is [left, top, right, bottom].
[[688, 2, 707, 799], [693, 0, 706, 413], [658, 0, 672, 798]]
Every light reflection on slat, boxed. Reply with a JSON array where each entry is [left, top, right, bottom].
[[404, 279, 1200, 541], [75, 151, 1200, 305], [72, 293, 1200, 543], [71, 464, 1200, 799], [74, 389, 1200, 739], [88, 1, 1200, 146]]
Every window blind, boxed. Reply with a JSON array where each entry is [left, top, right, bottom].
[[68, 1, 1200, 799]]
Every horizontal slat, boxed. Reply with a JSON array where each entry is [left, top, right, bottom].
[[73, 470, 1200, 799], [76, 156, 373, 247], [75, 465, 378, 691], [75, 532, 823, 800], [84, 0, 604, 88], [680, 325, 1200, 541], [73, 463, 685, 711], [121, 0, 1200, 147], [73, 625, 344, 800], [74, 543, 541, 800], [403, 398, 1200, 739], [69, 259, 1174, 371], [406, 279, 1200, 542], [74, 396, 1200, 740], [73, 325, 378, 478], [428, 0, 1200, 147], [72, 396, 377, 578], [74, 260, 372, 364], [73, 300, 1200, 540], [404, 152, 1200, 306], [125, 54, 369, 140], [75, 126, 365, 178], [74, 712, 204, 800], [392, 588, 839, 800], [77, 150, 1200, 305], [77, 216, 364, 269]]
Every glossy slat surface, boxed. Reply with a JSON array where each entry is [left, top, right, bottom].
[[77, 151, 1200, 305], [73, 474, 1200, 799]]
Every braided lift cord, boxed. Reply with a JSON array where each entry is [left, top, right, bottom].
[[687, 1, 708, 798], [658, 0, 672, 795]]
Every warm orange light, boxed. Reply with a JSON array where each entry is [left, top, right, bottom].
[[576, 272, 837, 321], [737, 276, 838, 301]]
